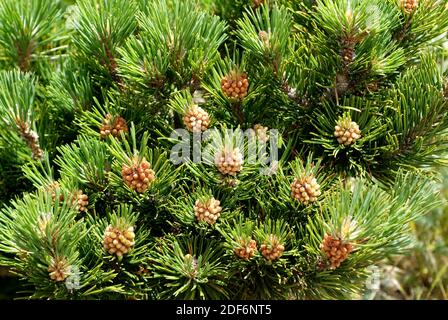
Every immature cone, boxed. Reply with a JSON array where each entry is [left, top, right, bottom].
[[400, 0, 418, 14], [260, 234, 285, 261], [320, 234, 354, 269], [75, 190, 89, 212], [234, 238, 257, 260], [215, 147, 243, 176], [221, 71, 249, 100], [103, 225, 135, 257], [121, 157, 156, 193], [16, 120, 43, 160], [183, 105, 210, 132], [194, 197, 222, 224], [100, 114, 128, 139], [334, 118, 361, 146], [48, 257, 70, 282], [291, 175, 321, 204], [252, 124, 269, 143]]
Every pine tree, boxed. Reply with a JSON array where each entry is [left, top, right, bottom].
[[0, 0, 448, 300]]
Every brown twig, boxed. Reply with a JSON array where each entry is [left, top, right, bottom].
[[16, 41, 32, 72], [231, 101, 245, 125]]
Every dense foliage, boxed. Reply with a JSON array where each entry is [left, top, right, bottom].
[[0, 0, 447, 300]]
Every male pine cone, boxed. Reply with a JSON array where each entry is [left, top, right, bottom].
[[334, 118, 361, 146], [260, 234, 285, 261], [45, 182, 88, 212], [401, 0, 418, 14], [122, 157, 156, 193], [100, 114, 128, 139], [75, 190, 89, 213], [183, 105, 210, 132], [215, 147, 243, 176], [234, 239, 257, 260], [221, 72, 249, 100], [48, 257, 70, 282], [103, 225, 136, 257], [320, 234, 354, 269], [194, 197, 222, 224], [291, 175, 321, 204], [252, 124, 269, 143]]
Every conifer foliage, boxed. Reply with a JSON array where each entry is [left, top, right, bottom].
[[0, 0, 448, 299]]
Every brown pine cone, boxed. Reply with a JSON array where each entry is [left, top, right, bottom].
[[334, 117, 361, 146], [215, 147, 243, 176], [234, 239, 257, 260], [103, 225, 135, 257], [221, 71, 249, 100], [121, 157, 156, 193], [194, 197, 222, 224], [320, 234, 354, 269], [291, 175, 321, 204], [260, 234, 285, 261], [183, 105, 210, 132]]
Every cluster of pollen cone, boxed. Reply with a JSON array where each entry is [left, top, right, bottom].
[[100, 114, 128, 139], [46, 181, 89, 212], [221, 71, 249, 100], [215, 147, 243, 176], [291, 175, 321, 204], [75, 190, 89, 212], [234, 238, 257, 260], [183, 105, 210, 132], [260, 234, 285, 261], [122, 157, 156, 193], [48, 257, 70, 282], [103, 225, 136, 257], [252, 124, 269, 143], [334, 117, 361, 146], [400, 0, 418, 14], [320, 234, 354, 269], [194, 197, 222, 224]]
